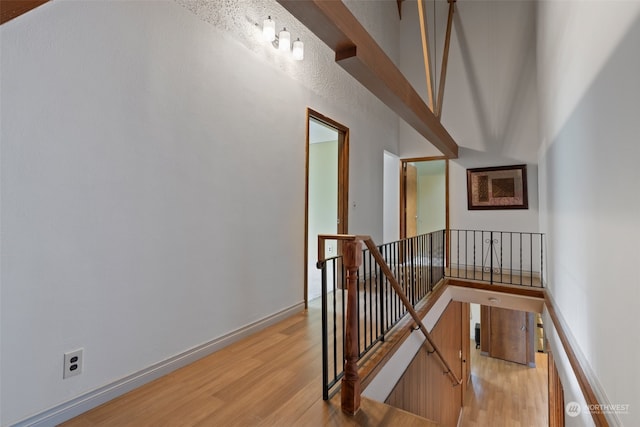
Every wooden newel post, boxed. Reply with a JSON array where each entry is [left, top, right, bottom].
[[341, 239, 363, 415]]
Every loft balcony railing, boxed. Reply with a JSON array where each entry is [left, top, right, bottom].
[[317, 231, 450, 404], [317, 229, 545, 412], [447, 229, 545, 287]]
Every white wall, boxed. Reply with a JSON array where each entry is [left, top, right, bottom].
[[308, 140, 338, 300], [416, 161, 446, 234], [0, 0, 400, 424], [449, 157, 539, 233], [383, 151, 400, 243], [537, 2, 640, 425]]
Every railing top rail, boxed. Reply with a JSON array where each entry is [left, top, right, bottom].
[[317, 234, 371, 264], [449, 228, 545, 235]]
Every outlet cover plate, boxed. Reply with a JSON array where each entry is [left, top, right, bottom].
[[63, 349, 83, 379]]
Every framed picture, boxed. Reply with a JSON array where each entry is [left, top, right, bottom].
[[467, 164, 528, 210]]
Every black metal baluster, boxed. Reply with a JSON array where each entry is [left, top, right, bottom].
[[510, 232, 513, 284], [474, 231, 477, 280], [490, 231, 494, 284], [530, 233, 534, 287], [500, 232, 503, 283], [465, 230, 468, 279], [332, 258, 344, 386], [540, 234, 544, 288], [368, 251, 373, 347], [520, 232, 523, 285], [361, 252, 366, 353], [379, 244, 385, 341], [456, 229, 460, 278], [321, 259, 328, 400]]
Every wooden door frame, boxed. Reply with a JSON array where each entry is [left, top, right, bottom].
[[304, 108, 349, 308], [399, 156, 449, 264]]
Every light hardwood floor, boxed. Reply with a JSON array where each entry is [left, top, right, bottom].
[[459, 339, 548, 427], [60, 299, 434, 427], [61, 306, 547, 426]]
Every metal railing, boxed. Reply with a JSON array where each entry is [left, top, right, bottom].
[[319, 230, 445, 400], [446, 229, 545, 287]]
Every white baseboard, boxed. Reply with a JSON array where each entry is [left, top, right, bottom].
[[12, 301, 305, 427]]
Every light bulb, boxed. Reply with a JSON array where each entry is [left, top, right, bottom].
[[278, 28, 291, 52], [292, 38, 304, 60], [263, 16, 275, 42]]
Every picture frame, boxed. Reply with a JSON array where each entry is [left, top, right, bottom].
[[467, 164, 528, 210]]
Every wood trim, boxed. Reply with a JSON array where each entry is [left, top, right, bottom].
[[396, 0, 404, 19], [401, 155, 448, 163], [417, 0, 435, 111], [304, 110, 311, 308], [445, 278, 546, 299], [461, 302, 470, 402], [399, 156, 449, 240], [544, 292, 609, 427], [307, 108, 349, 237], [435, 0, 456, 119], [548, 350, 565, 427], [277, 0, 459, 159], [1, 0, 49, 25], [305, 109, 349, 308]]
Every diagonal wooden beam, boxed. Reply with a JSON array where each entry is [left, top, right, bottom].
[[1, 0, 49, 25], [277, 0, 458, 159], [435, 0, 456, 119], [396, 0, 404, 20], [417, 0, 435, 111]]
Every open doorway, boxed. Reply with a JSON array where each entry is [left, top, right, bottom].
[[305, 109, 349, 307], [400, 157, 449, 239]]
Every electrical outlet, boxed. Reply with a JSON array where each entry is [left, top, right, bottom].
[[63, 349, 83, 379]]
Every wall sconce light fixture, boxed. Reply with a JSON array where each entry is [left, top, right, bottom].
[[263, 16, 276, 42], [261, 17, 304, 61], [278, 28, 291, 52], [292, 38, 304, 60]]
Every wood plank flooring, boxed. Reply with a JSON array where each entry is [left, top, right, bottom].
[[61, 306, 548, 426], [60, 300, 434, 427], [459, 339, 548, 427]]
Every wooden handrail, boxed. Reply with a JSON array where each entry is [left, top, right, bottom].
[[317, 234, 461, 415], [544, 292, 609, 427]]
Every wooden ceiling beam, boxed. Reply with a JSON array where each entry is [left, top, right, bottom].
[[277, 0, 459, 159], [396, 0, 404, 20], [0, 0, 49, 25], [417, 0, 435, 111], [435, 0, 456, 120]]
